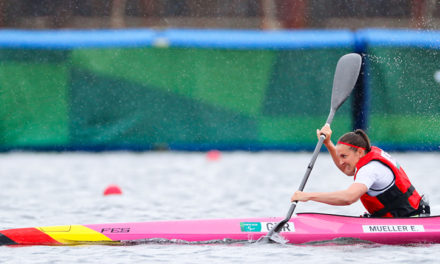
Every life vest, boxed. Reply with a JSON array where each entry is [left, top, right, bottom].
[[354, 146, 421, 217]]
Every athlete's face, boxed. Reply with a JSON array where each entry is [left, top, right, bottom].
[[335, 144, 365, 176]]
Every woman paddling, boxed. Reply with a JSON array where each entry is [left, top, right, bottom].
[[291, 125, 430, 217]]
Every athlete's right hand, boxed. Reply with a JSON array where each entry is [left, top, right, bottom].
[[317, 124, 332, 145]]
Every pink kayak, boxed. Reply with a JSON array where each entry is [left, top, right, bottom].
[[1, 213, 439, 246]]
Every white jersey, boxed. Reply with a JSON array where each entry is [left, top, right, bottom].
[[354, 161, 395, 196]]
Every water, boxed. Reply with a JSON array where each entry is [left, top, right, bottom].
[[0, 151, 439, 263]]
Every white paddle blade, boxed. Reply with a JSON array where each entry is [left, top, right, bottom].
[[331, 53, 362, 112]]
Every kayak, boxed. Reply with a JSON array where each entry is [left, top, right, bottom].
[[1, 213, 439, 246]]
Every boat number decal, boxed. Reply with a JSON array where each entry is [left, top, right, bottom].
[[362, 225, 425, 233], [240, 222, 295, 232], [100, 228, 131, 233]]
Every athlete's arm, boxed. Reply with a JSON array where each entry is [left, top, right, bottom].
[[291, 183, 368, 206], [317, 124, 343, 171]]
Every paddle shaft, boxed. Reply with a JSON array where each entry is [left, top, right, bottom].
[[265, 110, 335, 236], [259, 53, 361, 242]]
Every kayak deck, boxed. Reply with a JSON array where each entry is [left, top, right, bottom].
[[1, 213, 440, 246]]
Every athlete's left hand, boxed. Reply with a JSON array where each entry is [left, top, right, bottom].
[[291, 191, 310, 202]]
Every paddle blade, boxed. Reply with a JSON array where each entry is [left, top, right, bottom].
[[330, 53, 362, 112], [257, 232, 288, 244]]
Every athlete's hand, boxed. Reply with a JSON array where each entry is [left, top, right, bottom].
[[317, 124, 332, 145], [291, 191, 310, 202]]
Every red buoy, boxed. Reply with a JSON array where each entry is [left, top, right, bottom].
[[206, 150, 221, 161], [103, 184, 122, 196]]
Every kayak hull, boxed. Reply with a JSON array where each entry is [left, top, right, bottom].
[[2, 213, 440, 246]]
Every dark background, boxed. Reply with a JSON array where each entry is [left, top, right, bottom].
[[0, 0, 437, 29]]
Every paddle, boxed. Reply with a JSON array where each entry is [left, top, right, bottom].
[[258, 53, 362, 243]]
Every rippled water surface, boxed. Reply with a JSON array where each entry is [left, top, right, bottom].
[[0, 151, 439, 263]]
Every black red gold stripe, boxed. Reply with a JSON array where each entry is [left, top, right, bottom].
[[0, 233, 17, 245]]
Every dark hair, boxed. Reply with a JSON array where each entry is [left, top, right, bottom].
[[337, 129, 371, 152]]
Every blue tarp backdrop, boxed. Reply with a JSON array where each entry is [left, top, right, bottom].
[[0, 29, 438, 151]]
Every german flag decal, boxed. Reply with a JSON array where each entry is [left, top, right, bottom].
[[0, 228, 60, 246], [0, 225, 115, 246]]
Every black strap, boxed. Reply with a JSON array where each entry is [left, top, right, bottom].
[[408, 196, 431, 217], [371, 185, 416, 217]]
